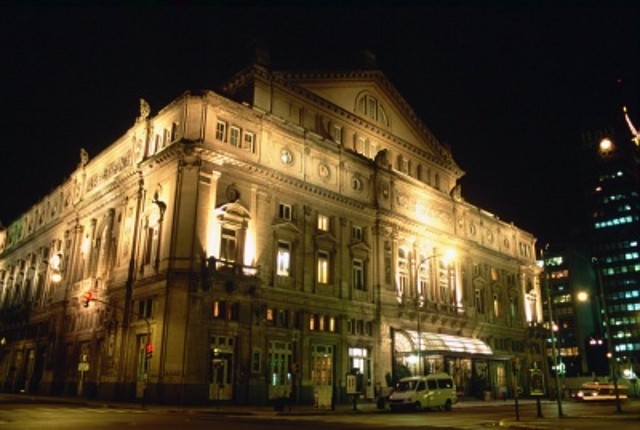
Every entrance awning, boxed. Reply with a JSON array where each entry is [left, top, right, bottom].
[[394, 330, 493, 356]]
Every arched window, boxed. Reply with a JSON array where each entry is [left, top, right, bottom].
[[355, 92, 390, 128], [215, 201, 251, 269]]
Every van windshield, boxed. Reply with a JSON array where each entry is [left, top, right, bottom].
[[395, 380, 417, 392]]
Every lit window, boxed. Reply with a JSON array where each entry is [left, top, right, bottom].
[[317, 250, 330, 284], [215, 120, 227, 141], [318, 214, 330, 231], [229, 126, 241, 147], [212, 301, 238, 320], [243, 132, 255, 152], [277, 241, 291, 277]]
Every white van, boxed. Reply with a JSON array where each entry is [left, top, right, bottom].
[[388, 373, 457, 411]]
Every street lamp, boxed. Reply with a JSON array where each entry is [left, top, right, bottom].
[[541, 245, 563, 418], [415, 249, 456, 375], [578, 257, 622, 412]]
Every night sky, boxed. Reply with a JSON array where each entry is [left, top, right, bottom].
[[0, 4, 638, 247]]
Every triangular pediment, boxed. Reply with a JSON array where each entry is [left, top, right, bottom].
[[221, 65, 462, 177], [349, 240, 371, 253], [272, 220, 300, 235], [275, 69, 457, 171]]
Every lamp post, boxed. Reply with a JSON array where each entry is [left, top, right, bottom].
[[541, 245, 563, 418], [415, 249, 455, 376], [582, 258, 622, 412]]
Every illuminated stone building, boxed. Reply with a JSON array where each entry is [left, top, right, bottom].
[[0, 60, 543, 405]]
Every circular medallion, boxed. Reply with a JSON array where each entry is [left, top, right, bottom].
[[280, 148, 293, 165], [318, 163, 330, 178]]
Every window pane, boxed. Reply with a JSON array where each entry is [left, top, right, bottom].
[[277, 241, 291, 276]]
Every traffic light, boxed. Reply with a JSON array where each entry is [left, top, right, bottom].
[[82, 291, 93, 308], [145, 343, 154, 359]]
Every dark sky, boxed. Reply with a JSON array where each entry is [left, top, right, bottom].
[[0, 4, 638, 246]]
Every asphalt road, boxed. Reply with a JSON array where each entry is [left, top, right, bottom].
[[1, 394, 639, 430]]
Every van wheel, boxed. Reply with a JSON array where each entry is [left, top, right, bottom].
[[414, 402, 423, 412], [444, 399, 452, 411]]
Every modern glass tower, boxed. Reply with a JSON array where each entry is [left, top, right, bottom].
[[586, 107, 640, 376]]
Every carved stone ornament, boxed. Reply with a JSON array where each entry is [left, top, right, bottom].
[[280, 148, 293, 165], [139, 98, 151, 121], [318, 163, 330, 179], [226, 184, 240, 202]]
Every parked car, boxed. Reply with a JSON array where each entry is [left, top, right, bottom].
[[387, 373, 457, 411], [576, 381, 629, 402]]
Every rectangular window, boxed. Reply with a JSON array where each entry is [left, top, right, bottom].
[[220, 228, 237, 263], [317, 250, 330, 284], [332, 124, 342, 144], [251, 348, 261, 374], [475, 289, 484, 313], [278, 203, 292, 221], [215, 120, 227, 141], [171, 122, 179, 141], [243, 132, 255, 153], [353, 259, 365, 290], [277, 309, 288, 327], [352, 225, 363, 241], [213, 300, 226, 319], [355, 137, 366, 155], [317, 214, 330, 231], [229, 126, 241, 147], [138, 298, 153, 319], [277, 241, 291, 277], [211, 300, 240, 321]]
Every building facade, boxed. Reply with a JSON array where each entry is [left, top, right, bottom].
[[540, 244, 599, 377], [0, 62, 544, 405], [585, 107, 640, 376]]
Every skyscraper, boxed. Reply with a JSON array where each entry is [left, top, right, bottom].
[[586, 107, 640, 377]]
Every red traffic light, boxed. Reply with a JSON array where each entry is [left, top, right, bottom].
[[83, 291, 93, 307], [145, 343, 154, 358]]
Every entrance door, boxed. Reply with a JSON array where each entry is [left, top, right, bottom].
[[209, 336, 234, 401], [311, 344, 333, 408], [267, 341, 292, 400]]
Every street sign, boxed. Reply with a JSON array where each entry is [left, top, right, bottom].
[[78, 362, 90, 372]]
